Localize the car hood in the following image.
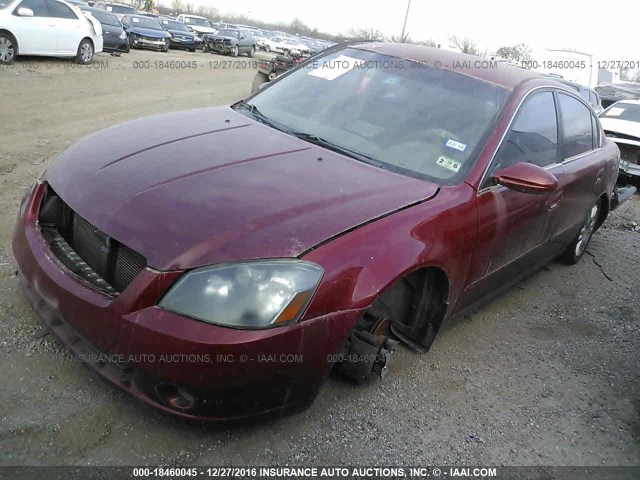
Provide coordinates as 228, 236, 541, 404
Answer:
600, 118, 640, 139
188, 25, 217, 34
46, 107, 439, 271
167, 29, 194, 38
129, 26, 170, 38
209, 34, 237, 41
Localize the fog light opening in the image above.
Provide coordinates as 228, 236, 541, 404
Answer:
155, 384, 196, 411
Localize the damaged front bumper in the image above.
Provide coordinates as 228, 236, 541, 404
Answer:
12, 182, 363, 421
611, 185, 637, 210
611, 137, 640, 179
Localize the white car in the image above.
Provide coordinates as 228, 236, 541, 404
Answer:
175, 14, 216, 37
599, 100, 640, 178
0, 0, 103, 64
264, 35, 309, 55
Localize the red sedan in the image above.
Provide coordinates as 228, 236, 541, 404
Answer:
13, 43, 625, 420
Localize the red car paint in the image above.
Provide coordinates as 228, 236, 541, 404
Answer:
13, 44, 620, 420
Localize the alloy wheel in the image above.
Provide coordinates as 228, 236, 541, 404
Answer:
81, 42, 93, 63
0, 37, 15, 63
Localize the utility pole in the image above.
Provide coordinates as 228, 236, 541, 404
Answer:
401, 0, 412, 41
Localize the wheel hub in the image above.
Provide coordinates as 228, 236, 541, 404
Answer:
0, 38, 14, 62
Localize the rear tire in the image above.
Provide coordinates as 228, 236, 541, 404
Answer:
558, 199, 602, 265
0, 32, 17, 64
75, 38, 94, 64
189, 47, 196, 52
247, 46, 255, 58
251, 72, 269, 94
265, 45, 271, 53
231, 45, 239, 57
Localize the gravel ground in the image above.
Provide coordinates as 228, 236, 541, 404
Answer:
0, 49, 639, 468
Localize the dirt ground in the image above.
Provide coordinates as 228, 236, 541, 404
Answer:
0, 49, 639, 468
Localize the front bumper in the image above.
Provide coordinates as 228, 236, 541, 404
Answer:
103, 38, 129, 53
611, 185, 637, 210
169, 37, 197, 49
130, 36, 166, 50
12, 182, 362, 420
610, 137, 640, 178
206, 41, 234, 54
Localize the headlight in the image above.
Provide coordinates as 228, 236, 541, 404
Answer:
159, 260, 323, 329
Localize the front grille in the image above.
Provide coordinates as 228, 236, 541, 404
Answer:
38, 185, 146, 295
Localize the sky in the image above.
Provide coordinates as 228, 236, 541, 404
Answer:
166, 0, 639, 61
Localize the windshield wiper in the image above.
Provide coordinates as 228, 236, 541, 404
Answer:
287, 131, 385, 168
234, 101, 286, 131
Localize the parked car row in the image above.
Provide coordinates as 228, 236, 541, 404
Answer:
0, 0, 104, 64
0, 0, 337, 63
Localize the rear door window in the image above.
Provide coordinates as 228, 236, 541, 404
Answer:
16, 0, 49, 16
46, 0, 76, 18
558, 93, 594, 158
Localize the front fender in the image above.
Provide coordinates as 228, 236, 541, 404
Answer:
300, 183, 478, 322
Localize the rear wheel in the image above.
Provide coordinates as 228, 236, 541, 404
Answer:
558, 199, 602, 264
0, 32, 17, 64
189, 47, 196, 52
231, 45, 239, 57
75, 38, 94, 64
247, 46, 255, 58
265, 45, 271, 53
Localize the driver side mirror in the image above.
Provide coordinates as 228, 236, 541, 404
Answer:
16, 7, 34, 16
492, 162, 558, 194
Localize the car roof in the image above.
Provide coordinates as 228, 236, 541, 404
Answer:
182, 14, 206, 19
352, 43, 548, 91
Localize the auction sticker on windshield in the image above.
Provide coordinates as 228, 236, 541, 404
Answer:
436, 156, 462, 173
446, 139, 467, 152
308, 55, 365, 81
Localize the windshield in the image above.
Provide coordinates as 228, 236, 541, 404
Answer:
110, 5, 136, 14
185, 16, 210, 27
86, 9, 120, 26
163, 19, 188, 31
243, 48, 509, 184
218, 29, 238, 37
129, 16, 161, 29
601, 103, 640, 123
